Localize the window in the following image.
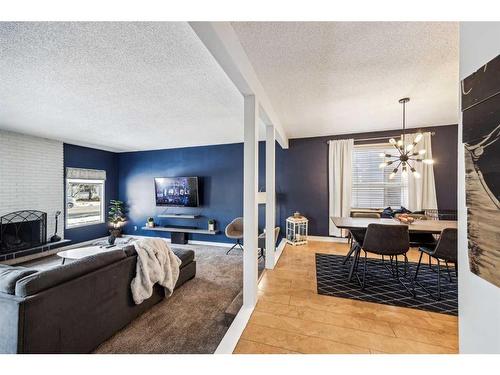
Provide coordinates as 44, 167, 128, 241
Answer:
351, 144, 408, 209
66, 168, 106, 228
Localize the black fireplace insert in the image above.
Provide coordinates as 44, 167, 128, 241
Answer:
0, 210, 47, 253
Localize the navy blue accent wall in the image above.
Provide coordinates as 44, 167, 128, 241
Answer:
118, 143, 244, 243
63, 144, 119, 244
275, 124, 458, 237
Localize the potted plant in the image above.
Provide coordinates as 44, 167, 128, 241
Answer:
108, 200, 126, 237
146, 217, 155, 228
208, 219, 215, 231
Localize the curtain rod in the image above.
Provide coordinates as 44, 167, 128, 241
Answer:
326, 131, 435, 144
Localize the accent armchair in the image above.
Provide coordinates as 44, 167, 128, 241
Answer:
225, 217, 243, 254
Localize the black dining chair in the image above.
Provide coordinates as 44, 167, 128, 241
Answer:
353, 223, 411, 294
413, 228, 457, 300
343, 212, 381, 265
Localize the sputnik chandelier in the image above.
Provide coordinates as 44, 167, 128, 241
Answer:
380, 97, 434, 179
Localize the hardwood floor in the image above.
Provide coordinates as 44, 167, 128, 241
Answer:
234, 241, 458, 354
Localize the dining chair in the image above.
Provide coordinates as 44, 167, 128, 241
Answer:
413, 228, 457, 300
343, 212, 381, 265
353, 223, 411, 294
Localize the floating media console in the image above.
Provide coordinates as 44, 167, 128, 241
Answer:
141, 225, 217, 245
141, 226, 217, 235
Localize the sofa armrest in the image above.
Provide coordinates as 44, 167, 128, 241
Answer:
0, 292, 24, 353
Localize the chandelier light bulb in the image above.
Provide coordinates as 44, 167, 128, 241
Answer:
389, 172, 396, 179
423, 159, 434, 165
410, 167, 421, 179
379, 162, 387, 168
414, 133, 423, 143
379, 152, 386, 157
418, 149, 427, 155
389, 138, 396, 145
406, 143, 414, 152
397, 139, 403, 147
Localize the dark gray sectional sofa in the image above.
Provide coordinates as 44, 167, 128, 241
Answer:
0, 245, 196, 353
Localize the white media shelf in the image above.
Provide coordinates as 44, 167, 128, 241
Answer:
157, 214, 199, 219
141, 226, 217, 235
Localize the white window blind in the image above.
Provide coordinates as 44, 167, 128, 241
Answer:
66, 167, 106, 180
352, 144, 408, 209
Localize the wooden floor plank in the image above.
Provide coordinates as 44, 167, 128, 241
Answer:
234, 339, 298, 354
241, 323, 370, 354
255, 300, 396, 337
248, 310, 455, 354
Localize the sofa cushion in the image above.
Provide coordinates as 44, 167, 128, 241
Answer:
0, 265, 37, 295
15, 250, 127, 297
172, 249, 195, 267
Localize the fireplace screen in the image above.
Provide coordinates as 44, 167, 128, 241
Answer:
0, 210, 47, 253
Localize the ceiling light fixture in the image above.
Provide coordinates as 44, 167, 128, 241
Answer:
380, 98, 434, 179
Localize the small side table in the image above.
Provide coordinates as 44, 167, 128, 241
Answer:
286, 216, 308, 246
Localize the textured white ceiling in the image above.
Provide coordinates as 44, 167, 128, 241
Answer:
0, 22, 243, 152
232, 22, 459, 138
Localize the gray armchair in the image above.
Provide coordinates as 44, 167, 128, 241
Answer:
225, 217, 243, 254
258, 227, 281, 260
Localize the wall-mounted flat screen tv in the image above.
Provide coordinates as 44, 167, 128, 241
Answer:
154, 177, 199, 207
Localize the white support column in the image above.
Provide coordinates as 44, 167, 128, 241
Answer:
243, 95, 259, 308
265, 125, 276, 269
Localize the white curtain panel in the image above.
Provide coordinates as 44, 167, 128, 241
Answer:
328, 139, 354, 237
406, 132, 438, 211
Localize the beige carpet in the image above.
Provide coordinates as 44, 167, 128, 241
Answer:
94, 244, 250, 354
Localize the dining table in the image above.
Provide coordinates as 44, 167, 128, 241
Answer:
330, 216, 457, 234
330, 216, 458, 281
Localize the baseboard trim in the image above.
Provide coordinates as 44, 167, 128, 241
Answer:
308, 235, 348, 243
185, 239, 234, 248
274, 238, 287, 264
214, 304, 254, 354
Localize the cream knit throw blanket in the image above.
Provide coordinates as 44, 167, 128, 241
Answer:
131, 238, 181, 304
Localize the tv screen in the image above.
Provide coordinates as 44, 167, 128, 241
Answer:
154, 177, 199, 207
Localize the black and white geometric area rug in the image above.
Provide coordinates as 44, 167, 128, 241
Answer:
315, 253, 458, 316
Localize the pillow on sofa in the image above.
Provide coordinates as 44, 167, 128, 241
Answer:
0, 264, 37, 295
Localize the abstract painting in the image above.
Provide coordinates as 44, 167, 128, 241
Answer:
461, 54, 500, 287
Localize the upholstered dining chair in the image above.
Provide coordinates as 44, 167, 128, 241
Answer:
343, 211, 381, 265
413, 228, 457, 300
354, 223, 411, 294
225, 217, 243, 255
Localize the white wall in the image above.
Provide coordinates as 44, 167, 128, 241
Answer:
458, 22, 500, 354
0, 130, 64, 240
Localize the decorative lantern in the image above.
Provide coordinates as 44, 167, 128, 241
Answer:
286, 214, 308, 246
